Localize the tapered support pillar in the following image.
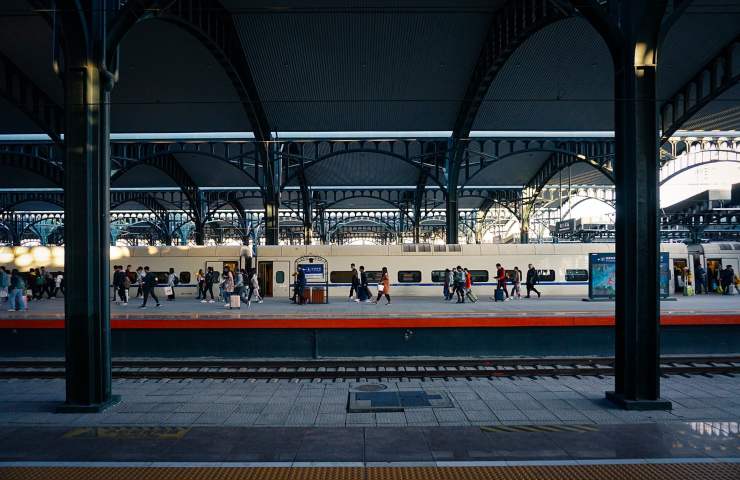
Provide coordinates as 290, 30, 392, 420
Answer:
520, 205, 531, 244
194, 222, 205, 246
445, 189, 458, 244
59, 55, 117, 412
303, 222, 312, 245
606, 1, 671, 411
264, 198, 280, 245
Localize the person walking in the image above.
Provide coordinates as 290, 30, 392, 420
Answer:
203, 267, 217, 303
195, 269, 205, 300
495, 263, 509, 300
221, 266, 234, 307
234, 269, 245, 300
510, 266, 522, 299
7, 269, 27, 312
166, 268, 177, 301
695, 264, 707, 294
0, 266, 9, 303
453, 266, 465, 303
446, 267, 455, 301
135, 266, 145, 298
295, 267, 307, 305
245, 269, 263, 306
33, 269, 45, 300
373, 267, 391, 305
112, 265, 121, 304
464, 268, 472, 294
43, 267, 54, 299
348, 263, 359, 302
354, 266, 370, 302
140, 266, 161, 308
526, 264, 541, 298
443, 268, 451, 301
56, 273, 65, 297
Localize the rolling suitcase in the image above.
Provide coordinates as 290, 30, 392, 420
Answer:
494, 288, 505, 302
466, 289, 478, 303
229, 294, 241, 309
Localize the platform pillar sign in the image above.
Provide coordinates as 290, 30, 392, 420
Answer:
588, 253, 616, 300
58, 0, 119, 412
295, 255, 329, 304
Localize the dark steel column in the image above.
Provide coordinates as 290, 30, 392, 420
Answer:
606, 0, 671, 410
59, 31, 117, 411
446, 142, 460, 244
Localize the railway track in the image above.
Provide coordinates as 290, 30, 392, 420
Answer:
0, 356, 738, 380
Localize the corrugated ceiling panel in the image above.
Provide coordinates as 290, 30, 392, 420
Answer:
234, 11, 490, 131
472, 17, 613, 131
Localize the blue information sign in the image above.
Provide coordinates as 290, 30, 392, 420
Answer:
299, 263, 324, 277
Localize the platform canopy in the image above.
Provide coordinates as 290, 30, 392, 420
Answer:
0, 0, 738, 221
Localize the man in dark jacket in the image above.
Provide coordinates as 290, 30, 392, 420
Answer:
348, 263, 359, 302
525, 264, 541, 298
296, 267, 307, 305
139, 266, 161, 308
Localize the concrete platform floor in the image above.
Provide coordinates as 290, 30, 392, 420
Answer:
2, 375, 738, 428
1, 376, 738, 476
2, 294, 739, 319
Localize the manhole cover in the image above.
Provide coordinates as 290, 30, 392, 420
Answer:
347, 390, 453, 412
354, 384, 387, 392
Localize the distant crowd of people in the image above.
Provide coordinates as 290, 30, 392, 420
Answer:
439, 264, 542, 303
0, 266, 64, 312
693, 264, 739, 295
110, 264, 264, 309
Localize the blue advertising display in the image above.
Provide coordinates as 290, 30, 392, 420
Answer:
588, 253, 616, 299
589, 252, 671, 299
659, 252, 670, 298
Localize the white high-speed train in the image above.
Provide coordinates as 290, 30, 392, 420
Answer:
2, 242, 738, 299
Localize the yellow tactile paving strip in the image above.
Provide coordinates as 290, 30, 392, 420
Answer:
2, 464, 739, 480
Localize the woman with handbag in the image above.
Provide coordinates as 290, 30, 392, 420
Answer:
166, 268, 177, 301
373, 267, 391, 305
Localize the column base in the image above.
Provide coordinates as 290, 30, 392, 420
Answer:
605, 391, 672, 411
57, 395, 121, 413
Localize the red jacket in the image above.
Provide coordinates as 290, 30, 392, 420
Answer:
497, 267, 506, 281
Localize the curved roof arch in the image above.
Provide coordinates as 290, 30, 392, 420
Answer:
111, 18, 251, 133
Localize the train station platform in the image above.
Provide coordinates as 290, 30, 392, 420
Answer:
1, 295, 738, 358
0, 375, 738, 478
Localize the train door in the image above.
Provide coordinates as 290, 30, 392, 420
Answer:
707, 258, 722, 291
672, 258, 687, 291
258, 262, 273, 297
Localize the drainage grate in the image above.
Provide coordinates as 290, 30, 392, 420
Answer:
348, 390, 453, 412
481, 424, 599, 433
354, 384, 388, 392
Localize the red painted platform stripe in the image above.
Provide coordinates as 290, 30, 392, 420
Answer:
0, 314, 739, 329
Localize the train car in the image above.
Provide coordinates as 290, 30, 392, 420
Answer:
0, 245, 252, 297
256, 243, 691, 299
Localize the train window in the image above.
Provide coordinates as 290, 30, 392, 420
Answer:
365, 271, 383, 283
330, 271, 353, 283
152, 272, 168, 284
537, 269, 556, 282
276, 271, 285, 284
565, 269, 588, 282
470, 270, 489, 283
398, 271, 421, 283
431, 270, 446, 282
179, 272, 191, 284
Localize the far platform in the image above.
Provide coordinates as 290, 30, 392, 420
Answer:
1, 295, 738, 357
1, 294, 739, 329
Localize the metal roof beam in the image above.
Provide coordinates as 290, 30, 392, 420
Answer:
0, 51, 64, 147
659, 35, 740, 144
